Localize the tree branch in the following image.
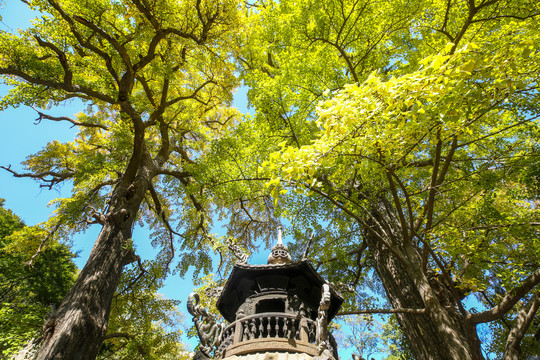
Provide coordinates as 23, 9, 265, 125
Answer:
32, 107, 108, 130
165, 79, 216, 107
504, 292, 540, 360
103, 332, 134, 340
0, 66, 116, 104
338, 308, 427, 316
33, 35, 73, 88
147, 183, 179, 270
25, 223, 61, 267
302, 182, 408, 265
1, 165, 75, 190
158, 169, 191, 179
468, 268, 540, 324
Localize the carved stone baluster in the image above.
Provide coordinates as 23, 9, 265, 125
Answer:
266, 316, 271, 338
226, 327, 232, 343
234, 321, 243, 345
243, 320, 250, 340
250, 318, 257, 339
284, 317, 289, 338
299, 318, 308, 342
258, 317, 264, 337
308, 322, 316, 343
274, 316, 279, 337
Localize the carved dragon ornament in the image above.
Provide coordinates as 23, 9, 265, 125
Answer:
187, 292, 225, 359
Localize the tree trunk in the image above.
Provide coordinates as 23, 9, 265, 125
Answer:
504, 293, 540, 360
35, 176, 148, 360
364, 227, 484, 360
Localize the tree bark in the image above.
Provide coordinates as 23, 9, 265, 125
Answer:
362, 210, 484, 360
35, 174, 150, 360
504, 292, 540, 360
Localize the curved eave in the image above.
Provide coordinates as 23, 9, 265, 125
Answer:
216, 260, 343, 322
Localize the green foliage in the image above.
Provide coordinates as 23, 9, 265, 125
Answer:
2, 0, 540, 358
97, 261, 188, 360
0, 0, 248, 354
341, 315, 383, 359
0, 4, 250, 333
380, 316, 414, 360
234, 0, 540, 358
0, 200, 77, 358
0, 198, 189, 358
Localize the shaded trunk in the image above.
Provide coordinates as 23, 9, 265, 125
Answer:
365, 229, 484, 360
504, 293, 540, 360
35, 177, 148, 360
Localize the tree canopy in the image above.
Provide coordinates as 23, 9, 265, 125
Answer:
230, 0, 540, 358
1, 0, 539, 359
1, 0, 242, 358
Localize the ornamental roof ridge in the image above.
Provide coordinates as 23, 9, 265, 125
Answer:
267, 225, 292, 265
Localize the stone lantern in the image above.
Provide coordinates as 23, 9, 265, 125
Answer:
188, 228, 343, 360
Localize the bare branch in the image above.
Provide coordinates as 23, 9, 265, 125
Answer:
103, 332, 134, 340
165, 79, 216, 107
1, 165, 75, 189
158, 169, 191, 179
85, 206, 107, 225
130, 0, 159, 29
468, 268, 540, 324
338, 308, 427, 316
0, 66, 116, 104
385, 167, 410, 244
32, 107, 108, 130
33, 35, 73, 88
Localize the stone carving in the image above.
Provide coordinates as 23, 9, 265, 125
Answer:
329, 282, 355, 297
267, 226, 292, 265
228, 240, 249, 264
315, 284, 335, 360
187, 292, 224, 358
205, 286, 224, 299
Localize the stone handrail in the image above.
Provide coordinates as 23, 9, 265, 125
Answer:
218, 313, 318, 357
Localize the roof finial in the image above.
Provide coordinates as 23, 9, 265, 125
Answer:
267, 225, 291, 265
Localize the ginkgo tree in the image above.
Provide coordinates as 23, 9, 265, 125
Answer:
2, 0, 540, 359
232, 0, 540, 359
267, 41, 540, 359
0, 0, 242, 358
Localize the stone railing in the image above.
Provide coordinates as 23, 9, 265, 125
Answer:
218, 313, 318, 358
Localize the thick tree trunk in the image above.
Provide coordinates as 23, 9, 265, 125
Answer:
35, 176, 149, 360
365, 230, 484, 360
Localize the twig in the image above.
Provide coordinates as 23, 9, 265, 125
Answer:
25, 223, 61, 267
